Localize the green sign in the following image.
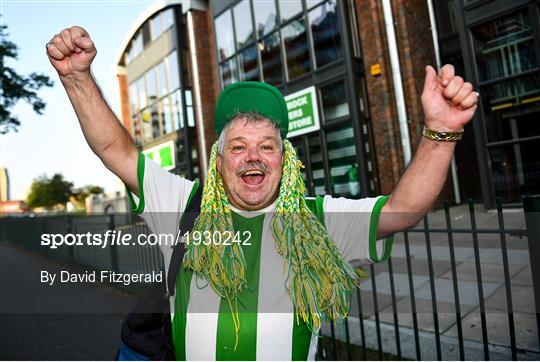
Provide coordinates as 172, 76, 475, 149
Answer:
143, 140, 175, 170
285, 86, 320, 138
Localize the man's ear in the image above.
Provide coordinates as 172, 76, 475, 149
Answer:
217, 153, 222, 173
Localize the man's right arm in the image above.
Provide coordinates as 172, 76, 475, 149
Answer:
46, 26, 138, 194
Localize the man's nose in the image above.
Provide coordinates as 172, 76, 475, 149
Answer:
244, 146, 262, 163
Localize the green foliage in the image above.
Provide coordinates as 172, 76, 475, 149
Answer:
1, 23, 54, 134
26, 174, 73, 209
71, 185, 104, 205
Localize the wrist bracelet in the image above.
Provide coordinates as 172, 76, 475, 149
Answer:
422, 126, 463, 142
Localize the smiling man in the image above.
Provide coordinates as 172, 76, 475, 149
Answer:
47, 26, 478, 360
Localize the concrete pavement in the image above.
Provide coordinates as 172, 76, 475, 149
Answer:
0, 242, 137, 360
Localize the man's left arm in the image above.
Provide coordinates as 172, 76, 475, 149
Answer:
377, 64, 479, 238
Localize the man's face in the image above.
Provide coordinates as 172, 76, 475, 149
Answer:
217, 119, 283, 211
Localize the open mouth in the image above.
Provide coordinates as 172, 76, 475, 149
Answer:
240, 170, 265, 185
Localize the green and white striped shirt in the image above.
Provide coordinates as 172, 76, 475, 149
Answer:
128, 154, 393, 360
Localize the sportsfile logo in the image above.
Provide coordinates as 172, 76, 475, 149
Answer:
40, 230, 253, 249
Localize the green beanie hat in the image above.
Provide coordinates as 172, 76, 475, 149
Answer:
214, 81, 289, 138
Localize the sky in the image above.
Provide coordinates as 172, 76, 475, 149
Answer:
0, 0, 155, 200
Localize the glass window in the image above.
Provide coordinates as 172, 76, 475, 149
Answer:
482, 74, 540, 129
305, 0, 324, 9
146, 68, 158, 104
163, 8, 175, 30
141, 109, 152, 143
238, 45, 259, 81
129, 82, 138, 114
279, 0, 303, 23
156, 61, 168, 97
161, 97, 173, 134
433, 0, 458, 37
171, 89, 184, 129
132, 114, 142, 147
233, 0, 255, 50
134, 32, 143, 56
259, 32, 283, 86
151, 14, 162, 41
253, 0, 277, 38
309, 0, 343, 68
472, 10, 537, 83
489, 140, 540, 202
221, 57, 238, 87
215, 10, 236, 61
167, 51, 180, 91
151, 102, 161, 138
320, 81, 349, 121
137, 77, 147, 109
125, 50, 132, 65
283, 19, 311, 79
326, 124, 359, 197
308, 135, 327, 195
185, 90, 195, 127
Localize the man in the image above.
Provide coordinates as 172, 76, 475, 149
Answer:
47, 26, 478, 360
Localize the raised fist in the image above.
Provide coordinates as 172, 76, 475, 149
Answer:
421, 64, 479, 133
46, 26, 96, 79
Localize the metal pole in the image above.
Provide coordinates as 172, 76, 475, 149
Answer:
381, 0, 412, 165
523, 195, 540, 347
426, 0, 462, 205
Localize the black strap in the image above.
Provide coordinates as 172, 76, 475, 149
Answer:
166, 184, 202, 298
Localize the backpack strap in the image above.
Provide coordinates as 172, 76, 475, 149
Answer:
165, 182, 202, 299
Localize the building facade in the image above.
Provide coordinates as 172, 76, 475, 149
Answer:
434, 0, 540, 207
116, 0, 539, 207
0, 166, 10, 202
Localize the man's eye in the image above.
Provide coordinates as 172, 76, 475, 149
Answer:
231, 145, 244, 151
261, 145, 274, 151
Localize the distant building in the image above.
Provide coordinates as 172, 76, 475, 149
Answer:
0, 166, 10, 202
0, 200, 28, 215
116, 0, 540, 208
86, 189, 130, 214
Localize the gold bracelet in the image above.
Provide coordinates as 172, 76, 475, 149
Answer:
422, 126, 463, 142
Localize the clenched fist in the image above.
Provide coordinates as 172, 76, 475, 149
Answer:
46, 26, 96, 79
421, 64, 479, 133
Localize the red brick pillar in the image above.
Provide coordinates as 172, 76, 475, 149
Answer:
186, 9, 220, 178
116, 68, 132, 135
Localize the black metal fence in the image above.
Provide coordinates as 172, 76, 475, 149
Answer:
1, 196, 539, 360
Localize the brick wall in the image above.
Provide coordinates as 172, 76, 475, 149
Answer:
355, 0, 403, 195
355, 0, 454, 203
117, 73, 132, 135
187, 9, 220, 177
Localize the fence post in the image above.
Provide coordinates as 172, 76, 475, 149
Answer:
523, 195, 540, 347
108, 213, 119, 272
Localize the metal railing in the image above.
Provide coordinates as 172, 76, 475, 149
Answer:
1, 196, 539, 360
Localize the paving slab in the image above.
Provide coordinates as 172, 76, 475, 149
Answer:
440, 261, 525, 283
376, 297, 477, 333
348, 289, 396, 318
511, 266, 533, 287
358, 272, 430, 297
413, 278, 501, 306
485, 285, 537, 313
443, 308, 539, 352
465, 247, 530, 265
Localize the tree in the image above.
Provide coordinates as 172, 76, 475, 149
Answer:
1, 23, 54, 134
26, 173, 73, 210
71, 185, 104, 209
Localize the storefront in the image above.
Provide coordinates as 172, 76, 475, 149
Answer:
435, 0, 540, 206
212, 0, 379, 198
